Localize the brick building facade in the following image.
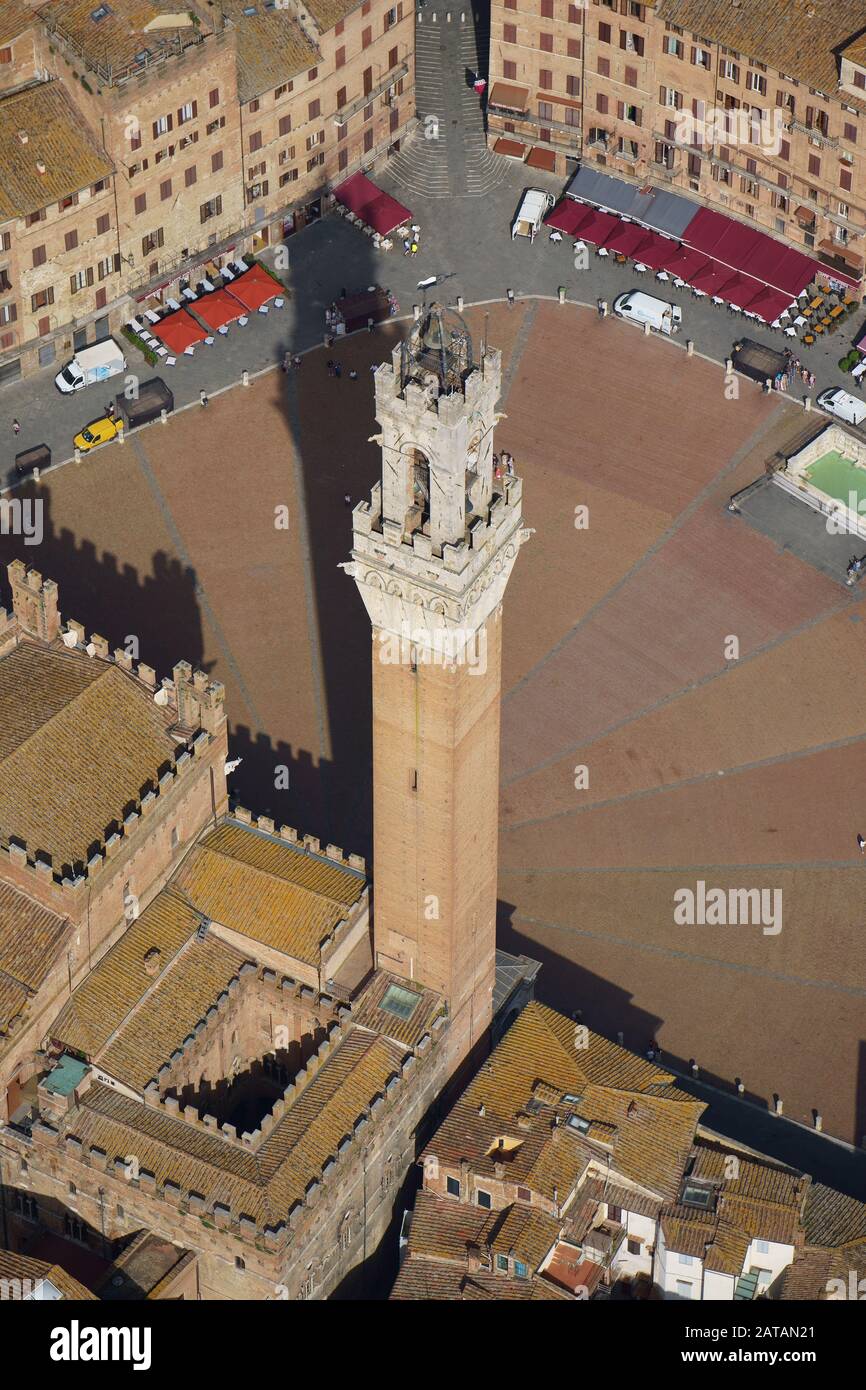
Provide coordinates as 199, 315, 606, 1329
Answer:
487, 0, 866, 286
0, 0, 415, 386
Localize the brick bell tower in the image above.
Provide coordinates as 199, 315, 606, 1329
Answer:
346, 306, 528, 1064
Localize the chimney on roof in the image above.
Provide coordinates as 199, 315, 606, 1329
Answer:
144, 947, 161, 976
35, 160, 46, 175
627, 1100, 638, 1119
17, 130, 28, 144
478, 1103, 485, 1117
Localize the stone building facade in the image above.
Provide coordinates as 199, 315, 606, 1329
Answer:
487, 0, 866, 285
0, 0, 415, 386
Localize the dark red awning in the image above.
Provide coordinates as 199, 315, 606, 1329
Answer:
544, 200, 596, 236
683, 205, 858, 293
333, 171, 411, 236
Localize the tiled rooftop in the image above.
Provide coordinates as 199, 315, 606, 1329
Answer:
0, 642, 177, 869
62, 1025, 406, 1224
423, 1002, 705, 1205
0, 80, 114, 222
38, 0, 212, 80
0, 1, 34, 46
0, 880, 70, 1033
174, 820, 366, 968
655, 0, 865, 95
222, 0, 319, 103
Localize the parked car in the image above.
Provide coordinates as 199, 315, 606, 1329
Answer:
55, 338, 126, 394
817, 387, 866, 426
613, 291, 682, 335
74, 415, 123, 452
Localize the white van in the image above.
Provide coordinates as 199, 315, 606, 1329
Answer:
512, 189, 555, 242
817, 387, 866, 426
613, 290, 682, 335
55, 338, 126, 394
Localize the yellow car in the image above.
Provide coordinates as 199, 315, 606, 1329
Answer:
74, 415, 123, 452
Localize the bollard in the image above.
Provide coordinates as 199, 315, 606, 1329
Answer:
687, 338, 694, 356
804, 395, 811, 412
558, 286, 566, 304
765, 377, 772, 393
725, 358, 733, 373
506, 288, 515, 307
736, 1079, 744, 1096
643, 320, 651, 335
413, 303, 421, 320
116, 425, 125, 445
457, 295, 464, 311
691, 1061, 699, 1077
616, 1031, 624, 1046
32, 467, 40, 484
446, 9, 451, 19
242, 369, 250, 387
160, 408, 168, 425
74, 447, 81, 464
774, 1096, 783, 1116
814, 1113, 823, 1133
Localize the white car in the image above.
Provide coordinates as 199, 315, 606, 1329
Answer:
817, 387, 866, 426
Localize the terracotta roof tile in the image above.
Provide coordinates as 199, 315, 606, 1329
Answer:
0, 1249, 96, 1300
803, 1183, 866, 1248
175, 821, 366, 967
51, 887, 202, 1059
0, 81, 113, 221
222, 1, 319, 102
0, 644, 177, 868
655, 0, 865, 94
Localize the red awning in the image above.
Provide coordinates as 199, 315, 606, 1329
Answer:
227, 263, 280, 312
493, 137, 526, 159
663, 247, 711, 280
722, 274, 766, 310
683, 205, 859, 293
604, 223, 655, 258
193, 287, 247, 331
333, 171, 411, 236
526, 146, 556, 172
689, 262, 740, 296
150, 309, 207, 354
574, 209, 622, 246
544, 200, 596, 236
744, 286, 793, 322
631, 232, 677, 270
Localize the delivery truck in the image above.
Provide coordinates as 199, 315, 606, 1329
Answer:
54, 338, 126, 394
613, 290, 682, 335
511, 189, 555, 242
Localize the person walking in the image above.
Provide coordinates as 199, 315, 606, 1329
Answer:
344, 492, 352, 507
12, 418, 20, 436
597, 298, 607, 319
349, 369, 358, 381
199, 390, 209, 408
403, 238, 412, 256
858, 833, 865, 854
282, 352, 290, 373
334, 361, 342, 379
292, 355, 302, 371
409, 240, 419, 256
327, 359, 335, 377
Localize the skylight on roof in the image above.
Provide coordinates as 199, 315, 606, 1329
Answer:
562, 1092, 583, 1105
566, 1114, 591, 1134
90, 4, 112, 21
381, 983, 421, 1022
681, 1180, 716, 1212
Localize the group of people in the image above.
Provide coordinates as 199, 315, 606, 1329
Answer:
774, 353, 816, 392
326, 360, 359, 380
403, 223, 422, 257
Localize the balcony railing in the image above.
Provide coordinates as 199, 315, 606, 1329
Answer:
336, 63, 410, 126
787, 120, 837, 150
